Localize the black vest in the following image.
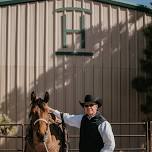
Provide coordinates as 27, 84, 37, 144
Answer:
79, 112, 106, 152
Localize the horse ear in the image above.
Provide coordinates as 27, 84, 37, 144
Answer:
44, 91, 49, 103
31, 91, 36, 103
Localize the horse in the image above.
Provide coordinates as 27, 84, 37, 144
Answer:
24, 91, 68, 152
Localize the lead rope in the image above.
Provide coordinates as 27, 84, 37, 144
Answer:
43, 126, 49, 152
60, 112, 69, 152
43, 142, 49, 152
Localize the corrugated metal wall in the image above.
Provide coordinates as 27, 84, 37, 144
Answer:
0, 0, 152, 150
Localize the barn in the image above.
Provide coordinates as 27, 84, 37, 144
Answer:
0, 0, 152, 151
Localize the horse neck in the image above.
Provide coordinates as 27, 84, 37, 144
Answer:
46, 127, 62, 152
46, 128, 53, 144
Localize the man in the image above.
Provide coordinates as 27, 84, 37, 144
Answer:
49, 94, 115, 152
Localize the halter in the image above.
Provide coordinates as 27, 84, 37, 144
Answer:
33, 118, 48, 126
33, 118, 49, 140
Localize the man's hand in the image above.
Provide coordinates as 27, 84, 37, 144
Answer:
47, 106, 55, 113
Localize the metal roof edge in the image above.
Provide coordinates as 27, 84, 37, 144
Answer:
95, 0, 152, 14
0, 0, 152, 15
0, 0, 38, 6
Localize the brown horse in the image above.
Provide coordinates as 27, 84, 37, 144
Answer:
24, 91, 67, 152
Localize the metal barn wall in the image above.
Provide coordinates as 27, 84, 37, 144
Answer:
0, 0, 152, 150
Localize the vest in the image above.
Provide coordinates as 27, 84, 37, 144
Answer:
79, 112, 106, 152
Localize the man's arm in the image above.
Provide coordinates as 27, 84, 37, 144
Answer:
98, 121, 115, 152
48, 107, 83, 128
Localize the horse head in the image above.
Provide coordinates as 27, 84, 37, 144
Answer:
30, 91, 50, 143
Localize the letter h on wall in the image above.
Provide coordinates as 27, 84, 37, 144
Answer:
62, 15, 85, 49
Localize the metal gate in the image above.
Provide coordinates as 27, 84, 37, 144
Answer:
0, 122, 150, 151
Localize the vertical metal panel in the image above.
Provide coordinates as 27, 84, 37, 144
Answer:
110, 6, 121, 147
137, 11, 145, 121
102, 4, 112, 120
128, 10, 138, 122
65, 0, 75, 114
55, 0, 65, 112
120, 8, 130, 148
0, 0, 151, 150
137, 12, 145, 123
111, 6, 120, 122
84, 1, 93, 95
46, 0, 55, 108
28, 3, 36, 92
136, 11, 146, 149
128, 9, 139, 147
92, 2, 102, 98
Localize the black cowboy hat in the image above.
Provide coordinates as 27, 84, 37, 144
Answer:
79, 94, 102, 108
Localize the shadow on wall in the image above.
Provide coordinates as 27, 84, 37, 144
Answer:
0, 3, 149, 150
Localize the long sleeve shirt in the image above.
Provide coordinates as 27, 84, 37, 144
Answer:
53, 110, 115, 152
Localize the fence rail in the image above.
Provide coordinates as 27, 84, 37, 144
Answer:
0, 122, 150, 152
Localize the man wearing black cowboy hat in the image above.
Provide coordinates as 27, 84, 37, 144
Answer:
49, 94, 115, 152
